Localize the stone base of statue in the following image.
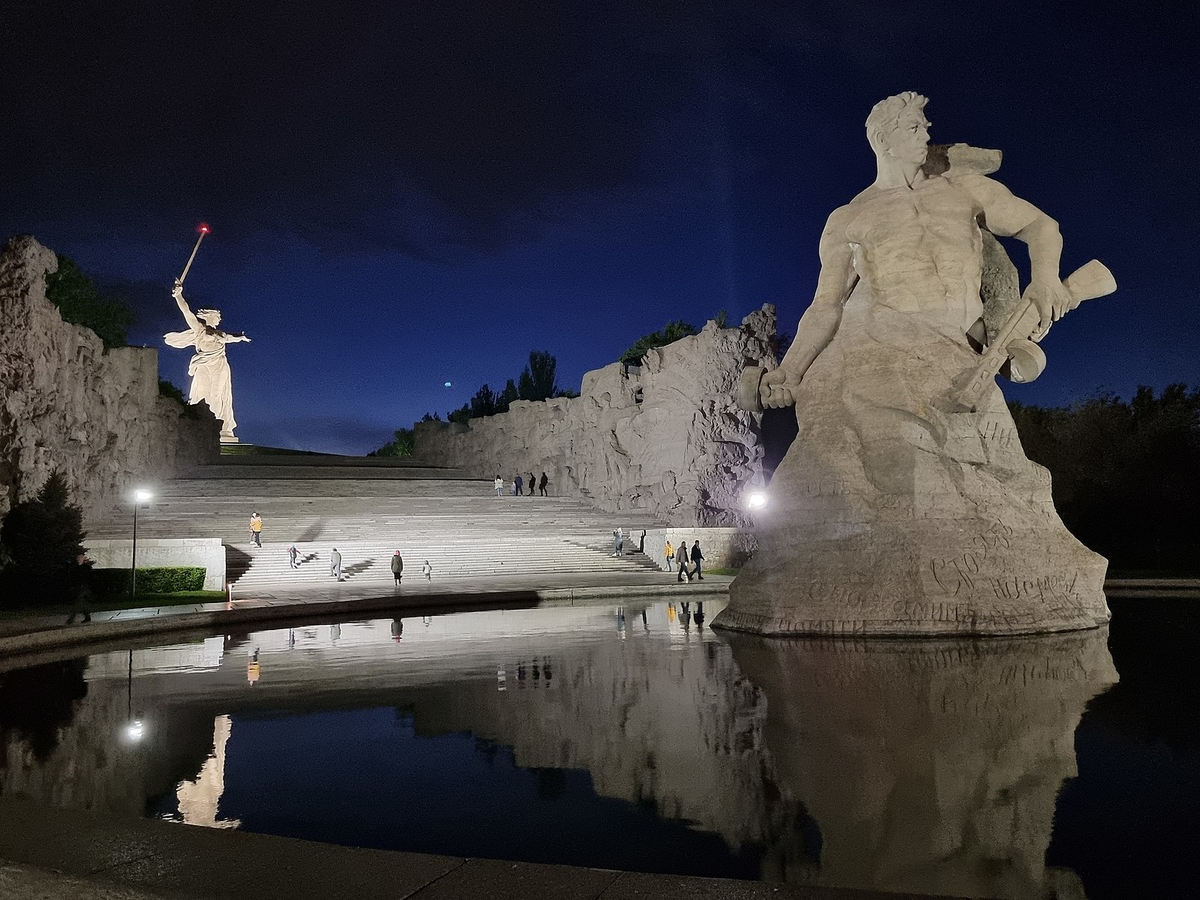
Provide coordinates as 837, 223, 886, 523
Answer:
714, 297, 1110, 637
716, 510, 1109, 637
219, 432, 239, 444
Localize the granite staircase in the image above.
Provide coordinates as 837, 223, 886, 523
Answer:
84, 456, 664, 589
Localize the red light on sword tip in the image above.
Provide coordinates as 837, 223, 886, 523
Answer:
196, 223, 211, 234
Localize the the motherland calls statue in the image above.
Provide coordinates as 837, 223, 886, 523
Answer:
164, 279, 250, 443
714, 93, 1116, 637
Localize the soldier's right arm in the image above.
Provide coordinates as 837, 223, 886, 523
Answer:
765, 206, 859, 405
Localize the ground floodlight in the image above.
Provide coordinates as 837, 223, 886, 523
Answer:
746, 491, 768, 510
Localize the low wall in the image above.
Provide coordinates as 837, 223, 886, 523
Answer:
0, 236, 221, 523
641, 527, 758, 572
412, 308, 778, 527
83, 539, 226, 590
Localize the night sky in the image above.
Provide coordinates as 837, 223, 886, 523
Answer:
2, 2, 1196, 454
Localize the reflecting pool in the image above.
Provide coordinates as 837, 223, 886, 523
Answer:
1, 597, 1197, 899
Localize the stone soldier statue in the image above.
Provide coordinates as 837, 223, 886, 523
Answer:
716, 93, 1115, 637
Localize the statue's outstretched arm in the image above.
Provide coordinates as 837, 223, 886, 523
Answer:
171, 280, 203, 331
958, 174, 1072, 330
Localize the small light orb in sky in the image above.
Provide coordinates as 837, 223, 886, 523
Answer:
444, 381, 452, 387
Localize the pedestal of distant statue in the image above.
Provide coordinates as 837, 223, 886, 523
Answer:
164, 280, 250, 445
713, 94, 1115, 637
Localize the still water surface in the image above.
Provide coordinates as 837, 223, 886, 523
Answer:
1, 597, 1197, 899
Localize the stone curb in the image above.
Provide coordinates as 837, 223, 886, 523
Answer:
0, 581, 730, 658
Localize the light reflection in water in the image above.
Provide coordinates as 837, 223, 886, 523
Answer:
0, 600, 1119, 897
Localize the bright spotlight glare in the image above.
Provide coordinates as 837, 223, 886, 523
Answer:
746, 491, 768, 509
134, 489, 153, 503
126, 720, 145, 741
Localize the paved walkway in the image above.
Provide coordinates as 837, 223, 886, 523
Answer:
0, 796, 960, 900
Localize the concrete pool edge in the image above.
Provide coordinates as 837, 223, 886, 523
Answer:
0, 796, 960, 900
0, 577, 733, 659
3, 576, 1196, 661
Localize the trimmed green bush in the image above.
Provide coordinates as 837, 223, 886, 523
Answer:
92, 566, 206, 598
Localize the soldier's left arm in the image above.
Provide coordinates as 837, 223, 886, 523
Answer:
955, 174, 1072, 329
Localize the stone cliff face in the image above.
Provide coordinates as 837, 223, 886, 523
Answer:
412, 307, 778, 527
0, 235, 219, 523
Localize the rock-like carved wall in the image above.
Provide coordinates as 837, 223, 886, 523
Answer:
0, 236, 220, 523
412, 307, 778, 527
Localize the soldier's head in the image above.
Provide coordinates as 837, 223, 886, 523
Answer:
197, 308, 222, 326
866, 92, 931, 166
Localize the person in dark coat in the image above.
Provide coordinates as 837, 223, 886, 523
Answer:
675, 542, 690, 582
539, 472, 549, 496
390, 550, 404, 585
66, 553, 94, 624
690, 541, 704, 580
528, 473, 536, 499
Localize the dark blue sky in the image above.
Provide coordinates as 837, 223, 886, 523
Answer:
2, 1, 1196, 453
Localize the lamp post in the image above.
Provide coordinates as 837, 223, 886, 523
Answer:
130, 489, 153, 601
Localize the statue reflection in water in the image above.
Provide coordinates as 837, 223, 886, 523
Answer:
726, 628, 1117, 898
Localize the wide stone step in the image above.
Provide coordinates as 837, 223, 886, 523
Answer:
82, 462, 673, 590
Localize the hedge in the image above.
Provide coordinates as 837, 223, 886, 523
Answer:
92, 567, 207, 597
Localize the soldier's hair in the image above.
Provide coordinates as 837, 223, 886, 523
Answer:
196, 308, 221, 323
865, 92, 928, 144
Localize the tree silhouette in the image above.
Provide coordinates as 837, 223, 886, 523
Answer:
0, 472, 87, 608
518, 350, 559, 402
45, 255, 135, 350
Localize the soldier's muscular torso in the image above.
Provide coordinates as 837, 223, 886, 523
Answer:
843, 176, 984, 335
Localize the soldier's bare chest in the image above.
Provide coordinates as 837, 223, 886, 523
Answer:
845, 179, 980, 248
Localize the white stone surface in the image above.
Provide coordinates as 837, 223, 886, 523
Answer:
412, 307, 778, 527
641, 527, 757, 572
0, 236, 221, 523
164, 281, 249, 442
84, 538, 226, 590
716, 95, 1112, 636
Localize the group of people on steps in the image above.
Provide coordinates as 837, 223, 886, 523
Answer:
496, 472, 550, 496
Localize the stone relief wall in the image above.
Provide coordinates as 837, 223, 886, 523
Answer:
412, 307, 778, 527
0, 235, 220, 523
